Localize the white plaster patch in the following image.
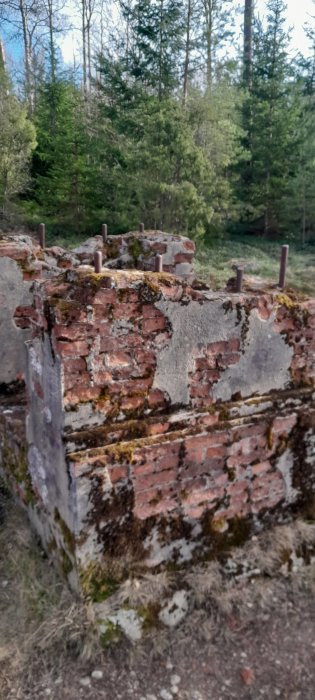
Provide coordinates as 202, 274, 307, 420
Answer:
229, 400, 273, 418
214, 310, 293, 401
153, 297, 242, 405
276, 449, 299, 503
27, 445, 49, 504
305, 429, 315, 466
144, 523, 202, 567
28, 346, 43, 377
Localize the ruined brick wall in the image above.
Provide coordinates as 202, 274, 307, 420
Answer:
21, 267, 315, 590
0, 230, 195, 389
0, 231, 314, 601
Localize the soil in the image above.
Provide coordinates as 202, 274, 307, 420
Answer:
1, 500, 315, 700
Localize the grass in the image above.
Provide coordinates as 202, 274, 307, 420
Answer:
1, 487, 315, 697
194, 236, 315, 295
0, 491, 100, 699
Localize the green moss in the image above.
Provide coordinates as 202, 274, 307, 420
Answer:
79, 562, 119, 602
100, 620, 122, 646
54, 508, 75, 553
104, 239, 120, 259
128, 238, 143, 264
60, 547, 74, 576
137, 602, 161, 630
219, 407, 230, 422
276, 293, 297, 310
2, 440, 35, 505
202, 513, 251, 554
18, 260, 38, 277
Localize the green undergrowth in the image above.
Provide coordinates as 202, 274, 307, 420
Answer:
195, 237, 315, 295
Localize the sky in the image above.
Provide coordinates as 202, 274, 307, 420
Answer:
58, 0, 315, 65
1, 0, 314, 68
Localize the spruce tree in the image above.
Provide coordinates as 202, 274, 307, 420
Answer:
243, 0, 301, 235
32, 79, 93, 234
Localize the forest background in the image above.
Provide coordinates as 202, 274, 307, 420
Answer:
0, 0, 314, 251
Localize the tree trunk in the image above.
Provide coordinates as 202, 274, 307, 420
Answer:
183, 0, 192, 104
47, 0, 56, 83
243, 0, 253, 88
19, 0, 34, 115
81, 0, 87, 95
158, 0, 164, 101
203, 0, 213, 91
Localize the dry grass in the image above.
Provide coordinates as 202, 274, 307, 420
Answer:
1, 485, 315, 697
0, 495, 100, 699
195, 237, 315, 295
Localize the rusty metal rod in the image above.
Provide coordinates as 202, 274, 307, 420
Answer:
279, 244, 289, 289
155, 254, 163, 272
101, 223, 108, 244
236, 267, 243, 293
38, 223, 45, 249
94, 251, 102, 273
139, 222, 144, 233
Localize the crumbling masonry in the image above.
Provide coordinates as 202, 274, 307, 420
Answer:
0, 230, 314, 610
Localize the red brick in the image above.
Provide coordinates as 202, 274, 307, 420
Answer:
147, 389, 167, 407
206, 341, 229, 354
135, 468, 177, 492
113, 302, 140, 320
56, 340, 90, 357
63, 357, 87, 373
142, 305, 163, 318
64, 371, 91, 391
146, 422, 170, 436
105, 351, 132, 368
120, 396, 145, 411
108, 465, 129, 483
252, 460, 272, 476
182, 488, 219, 507
142, 316, 166, 333
134, 498, 177, 520
93, 288, 116, 304
64, 385, 101, 405
174, 253, 192, 263
272, 414, 297, 434
54, 323, 93, 341
183, 504, 207, 519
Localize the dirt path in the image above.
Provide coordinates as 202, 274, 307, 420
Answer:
1, 499, 315, 700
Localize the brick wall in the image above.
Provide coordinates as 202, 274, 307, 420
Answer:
22, 267, 315, 585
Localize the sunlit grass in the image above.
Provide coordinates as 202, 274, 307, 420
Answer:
195, 236, 315, 295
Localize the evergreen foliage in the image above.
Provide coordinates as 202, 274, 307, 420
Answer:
0, 0, 314, 244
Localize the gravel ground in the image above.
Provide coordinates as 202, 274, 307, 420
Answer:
1, 499, 315, 700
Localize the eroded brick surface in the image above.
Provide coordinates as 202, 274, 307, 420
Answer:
0, 233, 314, 599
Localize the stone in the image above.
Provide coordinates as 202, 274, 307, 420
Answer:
159, 591, 189, 628
91, 670, 103, 680
160, 690, 173, 700
79, 677, 91, 687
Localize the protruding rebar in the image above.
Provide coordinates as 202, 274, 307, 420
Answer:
139, 223, 145, 233
155, 254, 163, 272
94, 251, 102, 273
236, 267, 243, 293
38, 223, 45, 250
101, 223, 108, 244
279, 244, 289, 289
